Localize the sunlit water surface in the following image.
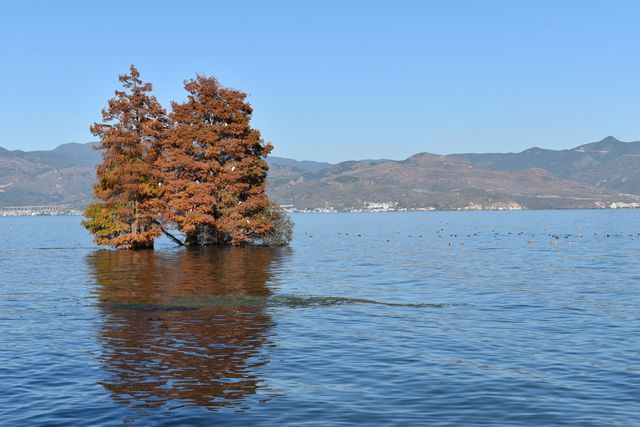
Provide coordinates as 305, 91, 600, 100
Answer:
1, 210, 639, 426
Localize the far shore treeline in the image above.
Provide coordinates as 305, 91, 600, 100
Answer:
82, 65, 292, 250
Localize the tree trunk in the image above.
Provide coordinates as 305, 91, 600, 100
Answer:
151, 220, 185, 246
131, 200, 139, 235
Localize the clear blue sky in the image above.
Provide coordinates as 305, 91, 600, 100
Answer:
1, 0, 639, 162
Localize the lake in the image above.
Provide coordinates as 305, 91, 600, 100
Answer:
1, 210, 639, 426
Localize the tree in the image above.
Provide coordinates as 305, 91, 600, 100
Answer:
84, 69, 292, 249
82, 65, 168, 249
159, 75, 289, 246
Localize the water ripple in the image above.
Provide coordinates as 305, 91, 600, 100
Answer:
1, 212, 640, 425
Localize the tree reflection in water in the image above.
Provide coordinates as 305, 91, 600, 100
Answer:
87, 247, 288, 410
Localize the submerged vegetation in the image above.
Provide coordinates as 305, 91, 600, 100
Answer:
83, 66, 292, 249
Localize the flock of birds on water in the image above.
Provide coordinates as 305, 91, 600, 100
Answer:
301, 229, 640, 247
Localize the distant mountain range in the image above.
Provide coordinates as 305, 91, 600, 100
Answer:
0, 143, 99, 207
2, 137, 640, 211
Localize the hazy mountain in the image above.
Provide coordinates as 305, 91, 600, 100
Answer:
2, 138, 640, 211
0, 144, 97, 207
268, 156, 332, 174
452, 136, 640, 194
269, 152, 640, 211
1, 142, 101, 168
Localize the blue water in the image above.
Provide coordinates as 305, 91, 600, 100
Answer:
1, 210, 639, 426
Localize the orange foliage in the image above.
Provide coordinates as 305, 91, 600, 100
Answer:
159, 75, 278, 245
82, 65, 167, 249
84, 67, 292, 249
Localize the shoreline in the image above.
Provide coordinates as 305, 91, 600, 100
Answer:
2, 205, 640, 217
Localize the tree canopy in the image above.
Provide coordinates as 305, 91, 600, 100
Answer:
82, 65, 167, 249
84, 66, 292, 249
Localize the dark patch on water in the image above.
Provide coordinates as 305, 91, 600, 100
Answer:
101, 294, 457, 311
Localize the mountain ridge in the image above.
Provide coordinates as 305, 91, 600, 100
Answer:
2, 137, 640, 211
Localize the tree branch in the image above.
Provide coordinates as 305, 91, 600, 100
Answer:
152, 220, 185, 246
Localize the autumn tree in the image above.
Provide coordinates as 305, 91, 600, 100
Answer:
82, 65, 168, 249
159, 75, 290, 246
